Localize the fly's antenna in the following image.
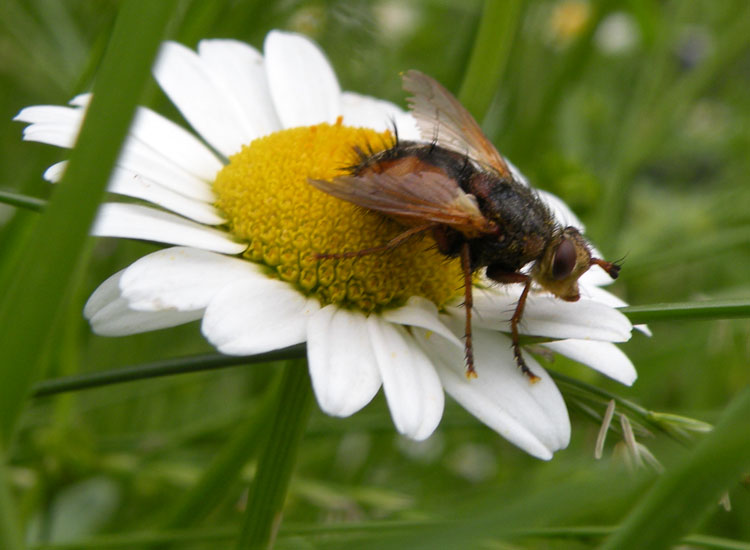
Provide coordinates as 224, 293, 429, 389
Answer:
591, 258, 621, 279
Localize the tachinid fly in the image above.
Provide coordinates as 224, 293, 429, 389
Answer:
310, 70, 620, 381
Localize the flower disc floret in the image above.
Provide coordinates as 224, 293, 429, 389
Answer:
213, 122, 463, 312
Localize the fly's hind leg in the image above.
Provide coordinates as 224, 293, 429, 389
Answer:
485, 266, 541, 384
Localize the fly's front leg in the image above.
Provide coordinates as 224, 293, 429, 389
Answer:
486, 266, 540, 383
510, 279, 540, 383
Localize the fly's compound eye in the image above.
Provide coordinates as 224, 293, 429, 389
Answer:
552, 238, 577, 280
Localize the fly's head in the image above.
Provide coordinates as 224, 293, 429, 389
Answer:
532, 226, 620, 301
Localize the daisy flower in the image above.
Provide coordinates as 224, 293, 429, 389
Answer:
15, 30, 637, 459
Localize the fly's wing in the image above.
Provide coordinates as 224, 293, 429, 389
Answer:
309, 170, 496, 237
403, 70, 512, 179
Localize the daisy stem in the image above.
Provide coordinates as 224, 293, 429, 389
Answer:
235, 360, 312, 550
31, 346, 305, 397
620, 299, 750, 324
0, 190, 46, 212
457, 0, 520, 121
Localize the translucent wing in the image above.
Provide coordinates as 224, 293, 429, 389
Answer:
403, 70, 512, 179
309, 170, 496, 237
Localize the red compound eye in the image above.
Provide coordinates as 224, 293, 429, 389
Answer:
552, 238, 576, 280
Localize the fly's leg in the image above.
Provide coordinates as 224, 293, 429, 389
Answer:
460, 242, 477, 379
486, 267, 541, 383
315, 223, 436, 260
510, 278, 540, 383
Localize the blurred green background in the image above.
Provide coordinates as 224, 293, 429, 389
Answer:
1, 0, 749, 548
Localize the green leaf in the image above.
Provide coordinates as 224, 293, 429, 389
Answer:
600, 387, 750, 550
236, 360, 313, 549
0, 2, 177, 548
160, 371, 283, 530
458, 0, 521, 122
0, 0, 178, 447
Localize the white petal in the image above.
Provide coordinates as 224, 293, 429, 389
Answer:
579, 264, 616, 287
53, 147, 215, 203
92, 203, 246, 254
22, 104, 217, 203
580, 284, 651, 336
16, 103, 222, 190
202, 278, 319, 355
264, 30, 340, 128
579, 283, 627, 307
84, 270, 124, 320
367, 317, 444, 441
43, 161, 67, 182
536, 189, 585, 231
116, 140, 216, 202
44, 161, 223, 225
85, 271, 202, 336
381, 296, 463, 349
198, 39, 282, 141
340, 92, 419, 139
119, 247, 264, 311
91, 298, 203, 336
19, 122, 79, 148
307, 306, 382, 417
70, 93, 91, 107
471, 287, 633, 343
107, 167, 224, 225
130, 106, 224, 181
14, 104, 83, 126
507, 159, 529, 187
153, 41, 254, 157
542, 339, 637, 385
417, 326, 570, 459
393, 112, 422, 141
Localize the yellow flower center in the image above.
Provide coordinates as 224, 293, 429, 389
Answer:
213, 121, 463, 312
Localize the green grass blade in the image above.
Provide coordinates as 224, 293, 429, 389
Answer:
24, 524, 750, 550
458, 0, 521, 122
600, 387, 750, 550
512, 0, 616, 153
620, 300, 750, 324
0, 4, 177, 548
595, 3, 750, 243
160, 371, 282, 530
0, 464, 23, 550
0, 0, 177, 447
236, 360, 313, 549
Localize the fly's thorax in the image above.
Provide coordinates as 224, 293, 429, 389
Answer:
469, 173, 556, 245
532, 226, 593, 301
458, 171, 555, 272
